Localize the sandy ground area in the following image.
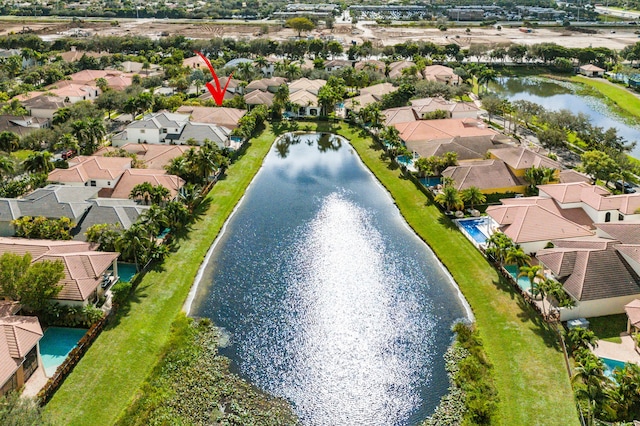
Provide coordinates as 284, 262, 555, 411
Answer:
1, 17, 639, 50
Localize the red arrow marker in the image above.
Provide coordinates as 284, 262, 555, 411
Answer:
194, 51, 234, 106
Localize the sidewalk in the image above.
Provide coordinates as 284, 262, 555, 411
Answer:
593, 333, 640, 364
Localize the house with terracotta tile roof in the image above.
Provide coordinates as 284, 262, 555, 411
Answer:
95, 144, 193, 170
243, 90, 274, 109
48, 156, 132, 189
360, 82, 397, 98
0, 238, 119, 306
343, 83, 398, 113
62, 70, 135, 91
288, 78, 326, 95
422, 64, 461, 85
489, 147, 562, 179
22, 95, 71, 119
486, 197, 594, 253
46, 84, 100, 103
559, 169, 592, 184
0, 301, 42, 396
324, 59, 352, 72
107, 169, 185, 200
538, 182, 640, 224
289, 90, 320, 117
0, 115, 51, 138
579, 64, 605, 77
55, 47, 108, 63
245, 77, 287, 94
175, 106, 246, 130
410, 98, 480, 119
388, 61, 415, 79
354, 59, 385, 73
596, 222, 640, 244
537, 236, 640, 320
442, 160, 526, 194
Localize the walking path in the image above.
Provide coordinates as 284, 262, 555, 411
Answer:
593, 333, 640, 364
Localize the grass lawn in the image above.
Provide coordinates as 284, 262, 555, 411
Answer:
327, 122, 579, 425
11, 149, 34, 161
589, 314, 628, 344
570, 75, 640, 120
43, 126, 277, 426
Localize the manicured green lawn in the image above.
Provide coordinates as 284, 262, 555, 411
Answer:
589, 314, 628, 344
11, 149, 34, 161
571, 75, 640, 120
43, 126, 277, 426
330, 122, 579, 425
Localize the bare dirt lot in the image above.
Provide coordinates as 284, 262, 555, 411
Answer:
1, 17, 638, 50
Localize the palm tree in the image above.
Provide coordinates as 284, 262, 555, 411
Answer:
84, 117, 106, 154
178, 183, 203, 213
572, 353, 611, 425
54, 133, 79, 154
504, 247, 531, 268
477, 68, 498, 94
164, 200, 191, 231
460, 186, 486, 210
129, 182, 154, 205
116, 223, 150, 271
485, 232, 515, 265
52, 107, 71, 126
138, 204, 167, 236
23, 151, 53, 173
0, 156, 15, 180
283, 62, 301, 80
518, 264, 545, 296
435, 186, 463, 212
0, 131, 19, 153
149, 185, 171, 205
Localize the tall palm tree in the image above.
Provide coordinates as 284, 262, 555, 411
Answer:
460, 186, 486, 210
485, 232, 515, 265
149, 185, 171, 205
435, 186, 464, 212
138, 204, 167, 237
129, 182, 154, 205
164, 200, 191, 231
52, 107, 71, 126
504, 247, 531, 268
116, 223, 150, 271
518, 264, 545, 295
23, 151, 53, 173
572, 354, 611, 426
178, 183, 203, 213
477, 68, 498, 94
0, 155, 15, 180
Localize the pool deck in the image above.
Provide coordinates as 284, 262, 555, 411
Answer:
22, 363, 48, 398
593, 333, 640, 365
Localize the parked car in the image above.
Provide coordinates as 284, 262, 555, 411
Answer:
615, 180, 636, 193
61, 150, 76, 160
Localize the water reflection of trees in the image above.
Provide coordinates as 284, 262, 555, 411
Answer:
275, 134, 301, 158
495, 77, 571, 98
317, 133, 342, 152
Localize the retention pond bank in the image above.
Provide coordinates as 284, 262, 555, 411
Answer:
189, 132, 470, 425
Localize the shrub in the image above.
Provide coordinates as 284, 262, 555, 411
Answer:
111, 281, 133, 306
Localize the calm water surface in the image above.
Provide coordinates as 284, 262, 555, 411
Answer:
492, 77, 640, 158
190, 133, 469, 425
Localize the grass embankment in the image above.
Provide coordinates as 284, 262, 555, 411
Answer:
43, 126, 277, 425
332, 122, 579, 425
589, 314, 628, 344
571, 75, 640, 120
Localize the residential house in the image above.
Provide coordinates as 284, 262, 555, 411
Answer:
0, 115, 51, 138
486, 196, 594, 253
289, 90, 320, 117
111, 60, 162, 76
344, 83, 398, 113
0, 238, 119, 306
538, 182, 640, 224
61, 70, 135, 91
0, 302, 42, 396
360, 82, 396, 98
95, 144, 193, 169
56, 47, 107, 63
183, 55, 204, 70
244, 77, 287, 94
108, 169, 185, 200
388, 61, 415, 79
442, 159, 526, 194
407, 135, 511, 161
46, 84, 100, 103
537, 236, 640, 320
22, 96, 70, 119
244, 90, 274, 109
176, 122, 231, 148
0, 185, 98, 237
410, 98, 479, 119
559, 169, 592, 184
354, 59, 385, 73
579, 64, 605, 77
422, 65, 461, 85
288, 78, 326, 96
72, 198, 149, 241
489, 147, 563, 179
324, 59, 352, 72
48, 156, 132, 189
175, 106, 246, 130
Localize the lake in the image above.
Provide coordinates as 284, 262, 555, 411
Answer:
189, 132, 470, 425
491, 77, 640, 158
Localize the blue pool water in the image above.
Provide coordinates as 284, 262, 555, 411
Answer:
601, 357, 627, 379
457, 218, 490, 244
419, 177, 441, 188
117, 262, 137, 283
396, 155, 413, 167
157, 228, 170, 239
40, 327, 87, 377
504, 265, 535, 292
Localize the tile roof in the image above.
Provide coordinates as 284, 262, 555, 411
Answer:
95, 144, 193, 169
388, 60, 414, 79
580, 64, 605, 72
384, 106, 419, 126
625, 299, 640, 327
0, 301, 20, 318
359, 82, 396, 98
487, 200, 594, 244
597, 222, 640, 244
354, 59, 385, 72
177, 122, 231, 147
48, 84, 99, 99
540, 182, 640, 214
110, 169, 184, 200
407, 134, 510, 161
22, 95, 70, 111
0, 115, 50, 138
72, 198, 149, 241
344, 93, 380, 112
538, 182, 607, 204
245, 77, 287, 92
442, 159, 522, 191
0, 237, 118, 302
422, 64, 461, 84
48, 156, 132, 184
538, 236, 640, 301
289, 90, 319, 107
175, 106, 246, 129
0, 313, 42, 388
489, 147, 563, 171
288, 78, 326, 95
559, 169, 592, 184
0, 185, 98, 222
395, 118, 498, 143
244, 90, 274, 106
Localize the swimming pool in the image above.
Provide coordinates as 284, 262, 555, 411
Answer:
117, 262, 137, 283
504, 264, 535, 292
419, 177, 441, 187
457, 218, 491, 244
40, 327, 87, 377
396, 155, 413, 167
601, 357, 627, 379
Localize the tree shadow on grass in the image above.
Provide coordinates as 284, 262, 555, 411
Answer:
437, 214, 459, 231
516, 297, 562, 350
272, 120, 299, 136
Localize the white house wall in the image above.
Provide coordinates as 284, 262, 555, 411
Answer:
559, 293, 640, 321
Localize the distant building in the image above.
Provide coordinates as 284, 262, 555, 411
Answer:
579, 64, 605, 77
